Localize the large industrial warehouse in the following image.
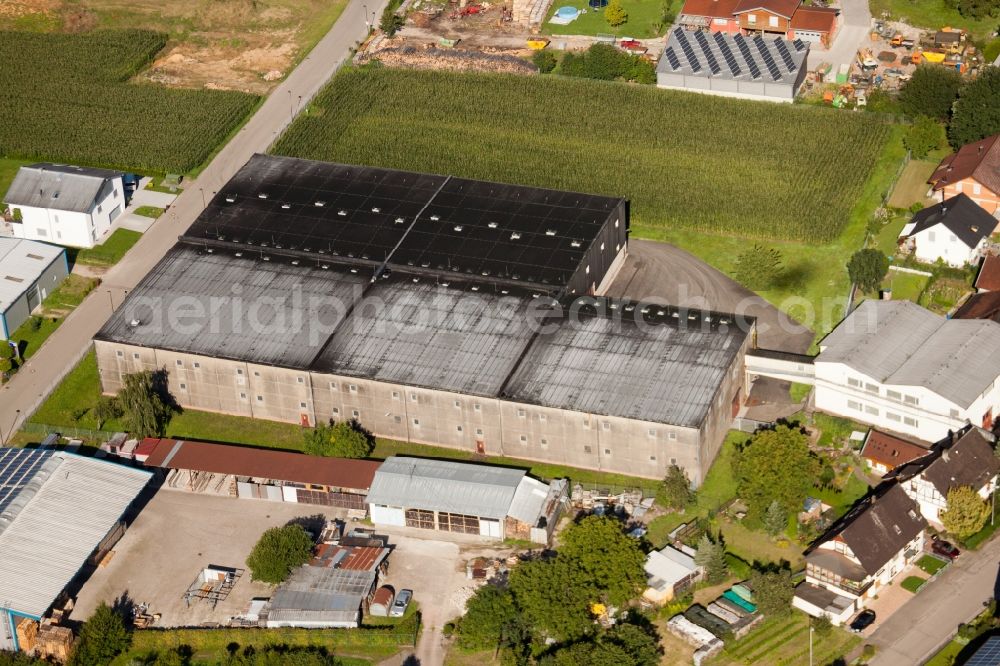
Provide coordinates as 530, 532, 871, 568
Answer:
657, 27, 810, 102
94, 154, 754, 483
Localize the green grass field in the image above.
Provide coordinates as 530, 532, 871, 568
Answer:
917, 554, 948, 575
7, 275, 98, 360
713, 612, 860, 665
542, 0, 678, 38
133, 205, 164, 218
883, 269, 930, 302
901, 575, 927, 593
73, 229, 142, 267
27, 351, 662, 492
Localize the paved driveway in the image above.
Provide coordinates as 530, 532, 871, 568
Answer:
605, 239, 814, 354
868, 535, 1000, 665
0, 0, 389, 437
808, 0, 871, 71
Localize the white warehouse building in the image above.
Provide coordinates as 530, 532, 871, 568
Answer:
814, 300, 1000, 442
4, 163, 126, 249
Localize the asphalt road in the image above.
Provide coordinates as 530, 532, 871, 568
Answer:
0, 0, 387, 440
810, 0, 872, 71
868, 534, 1000, 665
605, 239, 814, 354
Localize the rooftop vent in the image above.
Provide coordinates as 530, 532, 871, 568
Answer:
488, 222, 498, 229
338, 210, 347, 217
350, 268, 358, 274
454, 225, 463, 232
510, 232, 522, 240
545, 230, 557, 236
321, 264, 329, 270
129, 318, 141, 327
262, 256, 270, 262
281, 204, 291, 209
235, 252, 243, 257
206, 248, 214, 254
291, 260, 300, 266
570, 240, 582, 248
258, 193, 268, 199
441, 282, 450, 287
471, 286, 480, 291
315, 201, 326, 207
430, 215, 440, 221
395, 217, 405, 224
225, 195, 236, 203
372, 207, 381, 213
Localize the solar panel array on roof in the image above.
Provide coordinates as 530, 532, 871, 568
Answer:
664, 46, 681, 70
774, 38, 796, 72
694, 30, 722, 75
185, 154, 624, 291
753, 35, 782, 81
714, 31, 741, 76
0, 448, 54, 516
674, 28, 702, 72
793, 38, 807, 52
733, 34, 762, 79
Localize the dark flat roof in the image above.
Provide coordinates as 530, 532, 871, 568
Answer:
502, 299, 750, 427
184, 154, 623, 290
142, 438, 380, 490
95, 245, 370, 368
311, 275, 544, 396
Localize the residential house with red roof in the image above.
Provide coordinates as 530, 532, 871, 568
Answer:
929, 134, 1000, 215
860, 429, 929, 477
678, 0, 838, 45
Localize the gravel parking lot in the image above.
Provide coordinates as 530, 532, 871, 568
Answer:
72, 488, 348, 627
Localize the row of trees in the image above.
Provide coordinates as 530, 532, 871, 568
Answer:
455, 516, 656, 663
898, 65, 1000, 151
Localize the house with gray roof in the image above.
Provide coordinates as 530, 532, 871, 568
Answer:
793, 483, 927, 625
814, 299, 1000, 442
0, 238, 67, 340
366, 457, 565, 543
890, 425, 1000, 528
899, 194, 998, 267
4, 163, 125, 249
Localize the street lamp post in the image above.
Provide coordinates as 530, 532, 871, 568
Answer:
107, 289, 115, 312
363, 3, 370, 28
809, 626, 815, 666
199, 187, 206, 208
1, 409, 21, 447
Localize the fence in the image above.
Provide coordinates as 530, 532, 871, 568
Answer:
21, 421, 118, 442
888, 264, 933, 277
881, 149, 912, 207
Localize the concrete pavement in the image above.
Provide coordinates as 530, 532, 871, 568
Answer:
868, 534, 1000, 665
809, 0, 871, 71
0, 0, 388, 438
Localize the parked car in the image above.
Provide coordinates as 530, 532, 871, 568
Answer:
390, 589, 412, 617
850, 609, 876, 633
932, 538, 960, 560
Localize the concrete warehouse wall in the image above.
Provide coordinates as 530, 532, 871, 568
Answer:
94, 333, 750, 483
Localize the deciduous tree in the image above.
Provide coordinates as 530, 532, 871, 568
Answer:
949, 67, 1000, 148
558, 515, 647, 606
117, 369, 174, 438
69, 602, 131, 666
456, 585, 520, 651
735, 424, 819, 518
941, 485, 990, 539
898, 66, 962, 122
246, 524, 314, 584
605, 0, 628, 26
903, 116, 947, 159
749, 568, 794, 617
303, 419, 374, 458
847, 248, 889, 294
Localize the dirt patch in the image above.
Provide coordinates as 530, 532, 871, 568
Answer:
0, 0, 59, 19
361, 41, 535, 74
141, 32, 297, 94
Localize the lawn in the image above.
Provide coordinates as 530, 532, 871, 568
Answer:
133, 205, 164, 218
542, 0, 678, 38
873, 211, 909, 257
116, 613, 419, 664
919, 276, 970, 314
7, 274, 98, 360
73, 229, 142, 267
144, 176, 183, 194
916, 554, 948, 576
809, 412, 865, 449
713, 612, 860, 666
789, 383, 812, 404
886, 158, 938, 209
718, 520, 802, 568
28, 351, 662, 492
882, 269, 929, 302
901, 575, 927, 593
869, 0, 998, 39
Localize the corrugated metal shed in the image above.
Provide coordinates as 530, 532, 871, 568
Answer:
366, 456, 525, 519
0, 238, 64, 312
819, 300, 1000, 407
4, 163, 123, 213
312, 276, 541, 396
0, 449, 151, 618
268, 566, 376, 625
507, 476, 549, 525
96, 245, 369, 368
503, 303, 747, 427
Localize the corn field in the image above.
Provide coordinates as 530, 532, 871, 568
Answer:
275, 67, 893, 242
0, 30, 259, 174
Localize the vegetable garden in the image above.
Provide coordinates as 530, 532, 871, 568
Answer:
274, 67, 892, 242
0, 30, 259, 174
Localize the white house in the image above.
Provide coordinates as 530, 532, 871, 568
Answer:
793, 483, 927, 625
3, 163, 126, 249
890, 426, 999, 528
899, 194, 998, 267
642, 544, 702, 604
815, 300, 1000, 442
